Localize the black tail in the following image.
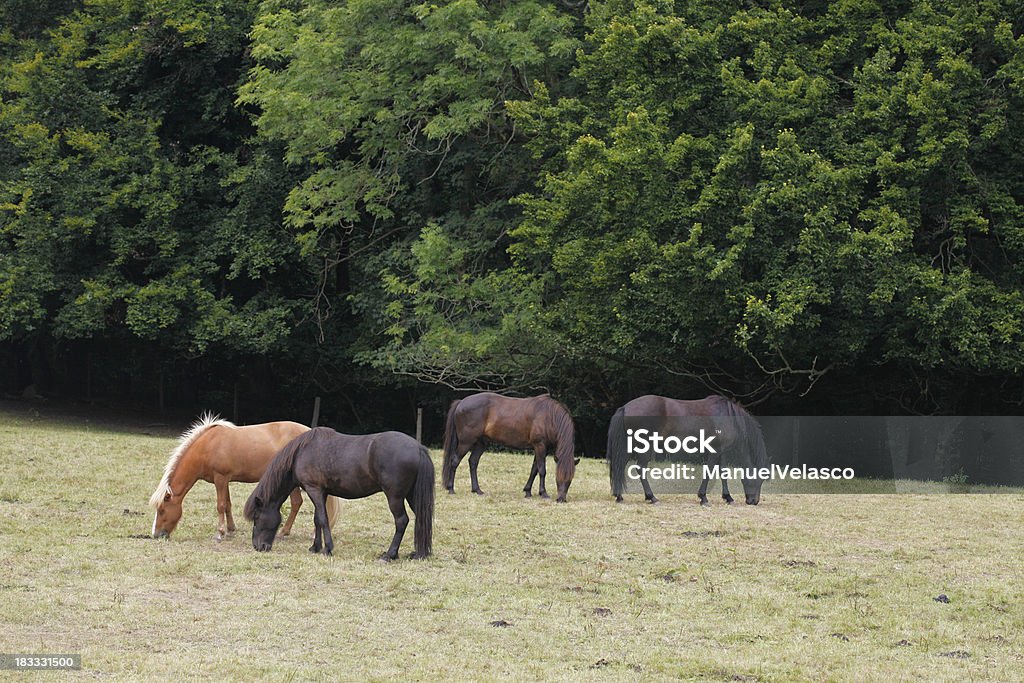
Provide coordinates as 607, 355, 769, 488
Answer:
441, 400, 460, 488
413, 446, 435, 558
607, 407, 628, 497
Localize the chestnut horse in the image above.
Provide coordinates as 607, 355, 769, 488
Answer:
607, 395, 767, 505
149, 414, 338, 539
442, 392, 578, 502
244, 427, 434, 560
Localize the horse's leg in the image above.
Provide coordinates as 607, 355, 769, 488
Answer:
638, 452, 658, 504
279, 488, 303, 537
305, 488, 332, 556
522, 462, 537, 498
468, 443, 486, 495
640, 470, 659, 504
536, 447, 550, 499
721, 478, 734, 505
224, 482, 236, 534
214, 475, 230, 541
381, 492, 410, 562
698, 457, 711, 506
523, 444, 547, 498
447, 442, 473, 494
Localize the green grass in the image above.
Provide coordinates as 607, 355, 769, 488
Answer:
0, 406, 1021, 681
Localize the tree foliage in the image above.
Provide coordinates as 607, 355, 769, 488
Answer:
2, 0, 1023, 420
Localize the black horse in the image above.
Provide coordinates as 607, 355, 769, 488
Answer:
607, 394, 767, 505
442, 392, 578, 502
244, 427, 434, 560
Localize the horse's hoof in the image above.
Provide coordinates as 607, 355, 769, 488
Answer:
700, 500, 711, 507
556, 496, 567, 503
615, 496, 624, 503
539, 492, 551, 500
214, 533, 225, 543
724, 499, 734, 505
409, 552, 428, 560
378, 553, 395, 563
309, 545, 321, 553
472, 489, 485, 496
523, 491, 532, 498
279, 530, 291, 537
646, 497, 659, 505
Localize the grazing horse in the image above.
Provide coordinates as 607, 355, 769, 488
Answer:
244, 427, 434, 560
607, 395, 767, 505
149, 415, 338, 539
442, 392, 578, 502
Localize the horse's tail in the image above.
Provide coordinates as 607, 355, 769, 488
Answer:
326, 495, 340, 529
441, 399, 461, 488
413, 445, 435, 558
244, 429, 313, 520
607, 407, 628, 496
724, 399, 768, 468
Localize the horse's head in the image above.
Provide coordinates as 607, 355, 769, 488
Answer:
152, 490, 182, 538
740, 476, 763, 505
246, 492, 281, 552
555, 457, 581, 503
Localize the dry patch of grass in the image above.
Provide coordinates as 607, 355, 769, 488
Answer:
0, 407, 1021, 681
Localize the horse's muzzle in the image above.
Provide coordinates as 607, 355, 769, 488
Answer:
255, 542, 272, 552
745, 495, 760, 505
153, 529, 170, 539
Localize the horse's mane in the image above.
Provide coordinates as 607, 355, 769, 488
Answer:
245, 428, 316, 519
148, 413, 235, 507
543, 396, 577, 482
719, 397, 769, 468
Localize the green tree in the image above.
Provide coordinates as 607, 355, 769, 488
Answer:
240, 0, 579, 392
0, 0, 306, 392
500, 0, 1024, 411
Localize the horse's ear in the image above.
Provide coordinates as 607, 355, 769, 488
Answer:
574, 458, 581, 465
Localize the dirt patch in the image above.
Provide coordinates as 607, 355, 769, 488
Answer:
783, 559, 817, 568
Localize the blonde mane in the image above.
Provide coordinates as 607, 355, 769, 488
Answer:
148, 413, 235, 507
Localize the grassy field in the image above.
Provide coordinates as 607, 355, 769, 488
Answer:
0, 405, 1022, 681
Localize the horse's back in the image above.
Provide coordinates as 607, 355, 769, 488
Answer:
295, 428, 423, 499
623, 394, 732, 417
201, 420, 310, 480
456, 392, 549, 448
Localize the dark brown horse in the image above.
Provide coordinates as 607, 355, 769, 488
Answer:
442, 392, 578, 502
244, 427, 434, 560
607, 395, 767, 505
